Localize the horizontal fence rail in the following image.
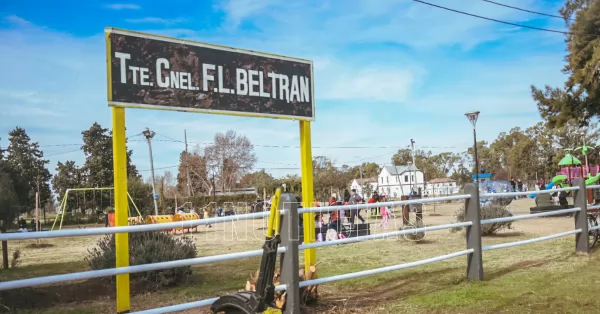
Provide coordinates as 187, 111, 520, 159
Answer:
481, 208, 581, 225
481, 186, 579, 198
483, 229, 582, 251
298, 194, 471, 214
299, 249, 474, 287
589, 204, 600, 211
0, 248, 286, 291
299, 222, 472, 250
0, 210, 282, 242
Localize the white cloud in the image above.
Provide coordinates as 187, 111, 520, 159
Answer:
217, 0, 278, 28
216, 0, 563, 50
125, 17, 187, 25
5, 15, 31, 27
319, 66, 419, 102
105, 3, 141, 10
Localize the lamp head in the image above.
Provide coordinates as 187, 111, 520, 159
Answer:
465, 111, 480, 128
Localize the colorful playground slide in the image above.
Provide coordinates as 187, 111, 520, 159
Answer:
544, 173, 600, 190
530, 173, 600, 198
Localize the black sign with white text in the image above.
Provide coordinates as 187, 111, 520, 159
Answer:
106, 29, 314, 120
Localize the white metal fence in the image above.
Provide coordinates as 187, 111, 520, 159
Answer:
0, 179, 595, 314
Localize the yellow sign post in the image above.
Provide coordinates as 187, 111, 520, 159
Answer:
105, 27, 316, 312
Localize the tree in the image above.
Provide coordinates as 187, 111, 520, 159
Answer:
0, 159, 20, 227
348, 162, 380, 179
203, 130, 256, 191
6, 127, 52, 210
156, 171, 179, 210
177, 151, 212, 196
391, 148, 461, 180
531, 0, 600, 127
81, 123, 139, 189
51, 161, 84, 214
128, 176, 155, 216
240, 170, 276, 193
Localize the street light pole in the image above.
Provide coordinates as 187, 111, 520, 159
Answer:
465, 111, 481, 185
143, 128, 159, 216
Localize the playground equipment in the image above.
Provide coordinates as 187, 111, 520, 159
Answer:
145, 215, 174, 232
51, 187, 142, 231
172, 212, 201, 234
474, 175, 514, 206
211, 189, 283, 313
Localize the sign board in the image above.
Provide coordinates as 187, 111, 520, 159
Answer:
105, 28, 315, 121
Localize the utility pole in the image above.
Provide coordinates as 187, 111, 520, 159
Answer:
143, 128, 159, 216
410, 139, 417, 193
184, 129, 192, 197
211, 173, 217, 209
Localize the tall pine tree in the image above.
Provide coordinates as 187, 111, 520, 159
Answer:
6, 127, 52, 210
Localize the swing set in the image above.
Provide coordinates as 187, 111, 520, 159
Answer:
51, 187, 142, 231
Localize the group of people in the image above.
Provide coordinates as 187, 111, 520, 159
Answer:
309, 189, 392, 241
510, 177, 529, 198
17, 217, 40, 232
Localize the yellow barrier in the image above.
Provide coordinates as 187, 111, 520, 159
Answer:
127, 216, 143, 225
145, 215, 174, 232
172, 213, 201, 234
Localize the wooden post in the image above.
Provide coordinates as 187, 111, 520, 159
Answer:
279, 193, 301, 314
464, 183, 484, 280
573, 178, 589, 253
35, 192, 40, 245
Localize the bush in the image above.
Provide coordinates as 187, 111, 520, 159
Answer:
86, 231, 197, 289
451, 204, 513, 236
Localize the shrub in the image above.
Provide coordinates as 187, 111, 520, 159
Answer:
451, 204, 513, 236
86, 231, 197, 289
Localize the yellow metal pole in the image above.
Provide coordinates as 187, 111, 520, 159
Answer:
51, 191, 68, 231
113, 107, 130, 313
58, 190, 70, 231
299, 120, 316, 274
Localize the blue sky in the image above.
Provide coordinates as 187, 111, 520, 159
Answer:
0, 0, 569, 179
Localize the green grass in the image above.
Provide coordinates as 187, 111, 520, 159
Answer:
3, 206, 600, 313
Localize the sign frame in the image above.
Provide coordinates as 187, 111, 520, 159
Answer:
105, 27, 316, 121
106, 27, 317, 313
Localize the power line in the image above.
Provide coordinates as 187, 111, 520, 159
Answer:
44, 138, 464, 150
412, 0, 570, 35
45, 149, 81, 157
480, 0, 567, 20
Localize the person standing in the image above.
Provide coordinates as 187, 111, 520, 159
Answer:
349, 189, 365, 225
203, 207, 212, 228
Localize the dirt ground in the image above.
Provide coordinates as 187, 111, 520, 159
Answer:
1, 197, 589, 313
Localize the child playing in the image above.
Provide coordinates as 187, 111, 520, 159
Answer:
380, 205, 389, 229
203, 207, 212, 228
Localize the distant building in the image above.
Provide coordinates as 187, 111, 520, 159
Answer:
349, 177, 378, 197
377, 165, 425, 197
214, 188, 257, 196
425, 178, 460, 196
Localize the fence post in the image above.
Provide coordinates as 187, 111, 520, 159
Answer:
573, 178, 589, 253
279, 193, 301, 314
464, 183, 484, 280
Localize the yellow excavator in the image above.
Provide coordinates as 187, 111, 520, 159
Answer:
211, 189, 284, 314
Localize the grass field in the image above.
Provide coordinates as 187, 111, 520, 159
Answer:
1, 198, 599, 313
